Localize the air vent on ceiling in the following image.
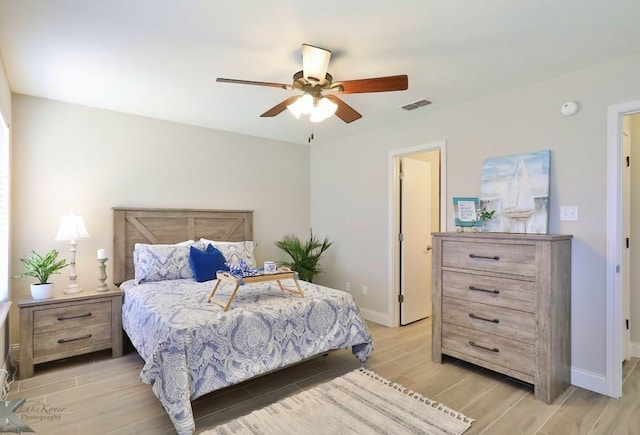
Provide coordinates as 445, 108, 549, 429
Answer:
402, 99, 432, 111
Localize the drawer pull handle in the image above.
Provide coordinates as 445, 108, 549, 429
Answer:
469, 313, 500, 323
469, 254, 500, 261
57, 312, 92, 321
468, 285, 500, 295
57, 334, 92, 344
468, 340, 499, 353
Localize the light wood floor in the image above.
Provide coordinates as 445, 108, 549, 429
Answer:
7, 318, 640, 434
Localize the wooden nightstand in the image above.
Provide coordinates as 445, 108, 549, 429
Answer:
19, 289, 123, 379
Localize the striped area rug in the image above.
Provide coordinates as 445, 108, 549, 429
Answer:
205, 368, 474, 435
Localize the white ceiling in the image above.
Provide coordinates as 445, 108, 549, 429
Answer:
2, 1, 640, 145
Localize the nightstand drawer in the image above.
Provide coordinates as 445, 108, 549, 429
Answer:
34, 301, 111, 334
442, 240, 536, 277
33, 322, 113, 358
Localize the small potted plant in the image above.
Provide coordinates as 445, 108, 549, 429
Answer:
275, 229, 332, 283
15, 250, 69, 300
478, 208, 496, 232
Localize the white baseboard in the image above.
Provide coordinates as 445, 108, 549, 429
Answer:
0, 359, 6, 394
359, 308, 393, 327
571, 366, 607, 395
629, 341, 640, 358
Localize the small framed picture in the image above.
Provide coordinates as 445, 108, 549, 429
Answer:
453, 197, 480, 227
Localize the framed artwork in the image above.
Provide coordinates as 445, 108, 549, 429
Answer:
480, 150, 551, 234
453, 197, 480, 227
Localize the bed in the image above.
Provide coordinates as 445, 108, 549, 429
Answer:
113, 208, 374, 435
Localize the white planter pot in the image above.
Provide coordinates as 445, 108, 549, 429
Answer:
30, 283, 54, 300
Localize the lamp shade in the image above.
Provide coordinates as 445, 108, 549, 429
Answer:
55, 215, 90, 241
302, 44, 331, 84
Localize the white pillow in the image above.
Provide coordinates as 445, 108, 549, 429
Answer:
133, 241, 195, 284
199, 239, 256, 267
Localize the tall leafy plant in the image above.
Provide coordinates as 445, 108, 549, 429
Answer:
275, 229, 332, 283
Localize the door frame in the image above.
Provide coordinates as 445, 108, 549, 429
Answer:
388, 140, 447, 327
606, 99, 640, 397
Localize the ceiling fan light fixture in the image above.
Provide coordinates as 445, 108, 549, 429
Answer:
287, 93, 314, 118
310, 97, 338, 123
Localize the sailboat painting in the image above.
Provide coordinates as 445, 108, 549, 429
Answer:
480, 150, 550, 234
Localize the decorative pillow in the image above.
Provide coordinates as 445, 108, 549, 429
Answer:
199, 239, 256, 267
189, 244, 229, 282
132, 240, 195, 275
133, 243, 194, 284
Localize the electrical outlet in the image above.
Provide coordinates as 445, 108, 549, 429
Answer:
345, 282, 351, 292
362, 285, 368, 295
560, 206, 579, 221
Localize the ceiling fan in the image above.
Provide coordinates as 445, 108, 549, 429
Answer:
216, 44, 408, 124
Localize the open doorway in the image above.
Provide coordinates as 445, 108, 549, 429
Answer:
623, 113, 640, 361
606, 100, 640, 398
389, 141, 446, 327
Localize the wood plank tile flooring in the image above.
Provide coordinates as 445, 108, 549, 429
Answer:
7, 318, 638, 434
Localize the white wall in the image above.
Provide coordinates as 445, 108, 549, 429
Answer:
10, 95, 310, 343
0, 54, 10, 126
0, 53, 11, 376
311, 52, 640, 385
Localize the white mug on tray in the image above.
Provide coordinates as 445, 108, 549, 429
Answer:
264, 261, 277, 273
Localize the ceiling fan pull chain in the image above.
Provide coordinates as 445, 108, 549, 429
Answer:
308, 123, 315, 143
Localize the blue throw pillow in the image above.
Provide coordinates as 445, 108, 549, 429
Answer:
189, 244, 229, 282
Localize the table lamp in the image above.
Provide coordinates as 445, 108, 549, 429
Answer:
55, 214, 90, 294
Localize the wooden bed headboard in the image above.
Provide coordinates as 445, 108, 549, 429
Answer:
113, 207, 253, 285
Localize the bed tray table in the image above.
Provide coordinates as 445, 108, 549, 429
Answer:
207, 268, 304, 311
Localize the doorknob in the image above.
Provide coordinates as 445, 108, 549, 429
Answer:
424, 245, 432, 254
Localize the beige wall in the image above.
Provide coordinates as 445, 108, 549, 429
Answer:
10, 95, 310, 343
311, 52, 640, 387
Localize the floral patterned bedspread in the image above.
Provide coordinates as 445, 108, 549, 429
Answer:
120, 278, 374, 435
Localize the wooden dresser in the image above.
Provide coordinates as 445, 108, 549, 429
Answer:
431, 232, 572, 404
19, 289, 123, 378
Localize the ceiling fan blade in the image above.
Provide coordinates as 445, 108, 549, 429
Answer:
302, 44, 331, 85
334, 75, 408, 94
260, 96, 301, 117
325, 95, 362, 123
217, 78, 293, 90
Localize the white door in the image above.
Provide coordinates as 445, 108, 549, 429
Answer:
622, 116, 631, 361
400, 157, 432, 325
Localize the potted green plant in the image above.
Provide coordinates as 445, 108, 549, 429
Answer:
275, 229, 332, 283
15, 249, 69, 300
478, 208, 496, 232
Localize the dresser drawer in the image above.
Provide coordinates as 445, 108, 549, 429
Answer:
33, 301, 112, 334
442, 240, 536, 277
442, 323, 534, 376
442, 297, 535, 344
442, 270, 535, 312
33, 322, 113, 358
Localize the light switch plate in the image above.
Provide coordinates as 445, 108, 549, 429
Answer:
560, 206, 578, 221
